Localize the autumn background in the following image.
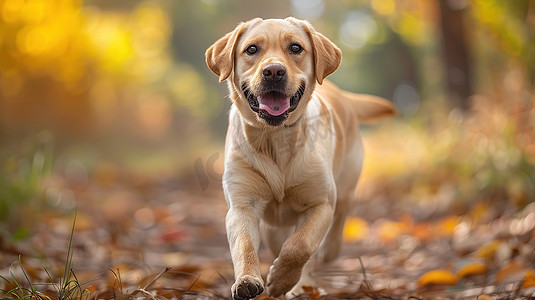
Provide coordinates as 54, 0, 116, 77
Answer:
1, 0, 535, 299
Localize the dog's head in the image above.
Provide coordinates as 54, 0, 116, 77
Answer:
206, 18, 341, 127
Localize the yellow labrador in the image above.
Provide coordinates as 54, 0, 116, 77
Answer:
205, 17, 395, 299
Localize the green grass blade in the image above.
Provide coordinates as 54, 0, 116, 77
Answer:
17, 256, 36, 294
61, 207, 77, 290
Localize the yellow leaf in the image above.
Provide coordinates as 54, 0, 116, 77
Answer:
475, 241, 500, 259
377, 220, 405, 242
521, 269, 535, 289
436, 216, 459, 237
418, 269, 458, 286
457, 262, 487, 278
343, 217, 369, 242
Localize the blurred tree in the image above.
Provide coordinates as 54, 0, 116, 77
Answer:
438, 0, 472, 110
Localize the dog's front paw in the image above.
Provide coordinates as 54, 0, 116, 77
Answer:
266, 258, 303, 297
232, 275, 264, 300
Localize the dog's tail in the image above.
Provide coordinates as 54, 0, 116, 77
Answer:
341, 90, 397, 123
320, 80, 397, 123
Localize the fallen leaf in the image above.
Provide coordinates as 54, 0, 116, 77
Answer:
418, 269, 458, 286
457, 262, 487, 278
495, 260, 526, 283
475, 241, 500, 260
343, 217, 369, 242
477, 294, 493, 300
163, 252, 188, 266
377, 220, 406, 242
159, 227, 188, 243
435, 215, 459, 237
412, 223, 431, 241
521, 269, 535, 289
302, 285, 322, 299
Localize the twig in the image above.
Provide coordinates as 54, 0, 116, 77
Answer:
160, 287, 214, 297
178, 274, 201, 300
132, 288, 157, 300
358, 256, 379, 300
358, 257, 368, 282
109, 268, 123, 294
143, 266, 172, 290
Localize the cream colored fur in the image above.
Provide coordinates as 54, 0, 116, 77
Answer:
205, 17, 396, 299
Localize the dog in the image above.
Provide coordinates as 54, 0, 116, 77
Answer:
205, 17, 396, 299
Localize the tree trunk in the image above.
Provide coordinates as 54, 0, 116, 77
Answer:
439, 0, 473, 110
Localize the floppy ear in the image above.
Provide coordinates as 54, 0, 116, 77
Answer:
299, 20, 342, 84
205, 24, 245, 82
205, 19, 260, 82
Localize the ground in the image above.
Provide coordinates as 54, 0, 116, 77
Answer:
1, 161, 534, 299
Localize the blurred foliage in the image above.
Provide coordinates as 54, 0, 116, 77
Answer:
0, 0, 534, 223
361, 98, 535, 214
1, 0, 532, 132
0, 131, 53, 241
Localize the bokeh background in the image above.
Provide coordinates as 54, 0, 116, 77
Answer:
1, 0, 535, 296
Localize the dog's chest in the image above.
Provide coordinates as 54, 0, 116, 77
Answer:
231, 100, 336, 203
264, 130, 302, 167
248, 140, 334, 208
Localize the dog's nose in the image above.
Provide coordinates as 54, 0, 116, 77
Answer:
262, 64, 286, 82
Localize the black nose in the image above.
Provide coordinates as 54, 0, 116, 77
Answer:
262, 64, 286, 82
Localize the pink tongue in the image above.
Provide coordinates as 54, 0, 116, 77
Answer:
259, 95, 290, 116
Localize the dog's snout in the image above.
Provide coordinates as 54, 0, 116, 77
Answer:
262, 64, 286, 82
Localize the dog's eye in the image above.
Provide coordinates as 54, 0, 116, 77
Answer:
290, 43, 303, 54
245, 45, 258, 55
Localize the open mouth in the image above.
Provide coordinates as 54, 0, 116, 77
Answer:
242, 84, 305, 126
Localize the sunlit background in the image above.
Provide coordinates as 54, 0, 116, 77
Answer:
1, 0, 535, 242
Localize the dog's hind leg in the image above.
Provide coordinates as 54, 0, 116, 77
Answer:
321, 140, 362, 262
320, 195, 353, 262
